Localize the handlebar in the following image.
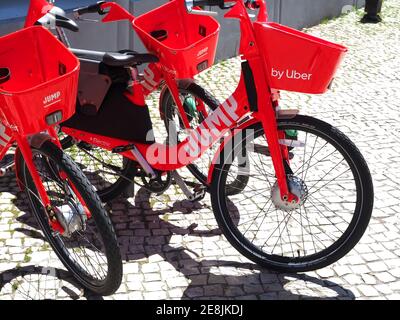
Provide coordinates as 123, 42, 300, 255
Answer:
74, 1, 107, 17
191, 0, 259, 9
191, 0, 225, 8
186, 0, 261, 16
73, 2, 134, 23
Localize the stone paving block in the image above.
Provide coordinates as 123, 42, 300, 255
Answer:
141, 263, 160, 273
374, 283, 394, 295
143, 291, 168, 300
184, 286, 204, 298
126, 281, 144, 291
224, 286, 245, 297
144, 273, 162, 282
126, 273, 144, 283
127, 292, 143, 300
204, 284, 224, 296
362, 253, 381, 263
361, 274, 377, 285
143, 281, 167, 292
243, 284, 265, 295
374, 272, 397, 283
165, 277, 190, 289
343, 274, 364, 286
333, 265, 352, 277
357, 285, 380, 298
368, 261, 389, 273
350, 264, 371, 275
260, 273, 279, 284
208, 274, 227, 285
316, 268, 335, 278
168, 288, 185, 299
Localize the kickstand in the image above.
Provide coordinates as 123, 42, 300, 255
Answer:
171, 171, 206, 202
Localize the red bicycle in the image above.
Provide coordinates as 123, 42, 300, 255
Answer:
33, 0, 374, 271
27, 0, 225, 201
0, 25, 122, 294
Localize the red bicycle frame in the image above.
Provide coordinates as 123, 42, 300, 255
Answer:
60, 0, 297, 202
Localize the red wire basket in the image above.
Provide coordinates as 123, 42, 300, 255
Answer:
0, 26, 80, 135
133, 0, 220, 79
254, 22, 348, 94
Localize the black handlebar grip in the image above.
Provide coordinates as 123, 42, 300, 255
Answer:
192, 0, 224, 8
74, 1, 107, 15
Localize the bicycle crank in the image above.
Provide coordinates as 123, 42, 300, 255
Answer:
140, 170, 172, 194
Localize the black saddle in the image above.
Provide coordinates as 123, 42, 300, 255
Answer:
71, 48, 159, 67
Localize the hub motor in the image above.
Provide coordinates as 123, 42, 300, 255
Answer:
54, 202, 87, 237
271, 175, 308, 211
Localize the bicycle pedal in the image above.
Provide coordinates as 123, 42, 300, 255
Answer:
189, 185, 207, 202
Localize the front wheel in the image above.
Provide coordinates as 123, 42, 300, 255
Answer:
210, 115, 374, 272
18, 140, 123, 295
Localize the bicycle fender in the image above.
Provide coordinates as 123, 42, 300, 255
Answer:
207, 117, 260, 185
14, 133, 53, 191
29, 133, 53, 149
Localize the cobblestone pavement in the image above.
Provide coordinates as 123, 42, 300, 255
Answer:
1, 1, 400, 300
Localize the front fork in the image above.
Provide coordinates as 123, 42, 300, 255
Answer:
16, 132, 88, 234
253, 101, 297, 203
15, 135, 64, 233
16, 135, 51, 207
46, 127, 92, 219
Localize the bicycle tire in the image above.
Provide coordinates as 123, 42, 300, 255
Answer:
210, 115, 374, 272
19, 140, 123, 295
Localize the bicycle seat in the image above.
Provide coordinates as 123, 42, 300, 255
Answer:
71, 48, 159, 67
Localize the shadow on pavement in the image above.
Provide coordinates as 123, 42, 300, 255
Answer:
0, 172, 356, 300
0, 265, 103, 300
106, 187, 356, 300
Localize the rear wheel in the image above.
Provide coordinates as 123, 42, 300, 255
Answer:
18, 140, 123, 295
210, 115, 374, 272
